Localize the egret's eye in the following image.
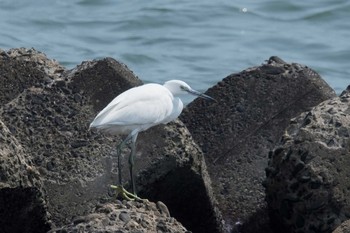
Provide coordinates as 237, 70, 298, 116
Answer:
180, 85, 187, 91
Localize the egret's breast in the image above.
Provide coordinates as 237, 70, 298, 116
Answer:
161, 97, 183, 124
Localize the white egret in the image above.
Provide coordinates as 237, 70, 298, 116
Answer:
89, 80, 215, 200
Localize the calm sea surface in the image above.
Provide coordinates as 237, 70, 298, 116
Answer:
1, 0, 350, 101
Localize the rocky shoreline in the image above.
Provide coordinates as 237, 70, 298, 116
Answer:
1, 48, 350, 233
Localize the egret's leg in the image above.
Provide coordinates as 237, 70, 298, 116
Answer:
129, 132, 138, 195
111, 131, 144, 201
116, 141, 125, 185
116, 134, 132, 185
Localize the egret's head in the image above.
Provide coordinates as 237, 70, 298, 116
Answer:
163, 80, 191, 96
163, 80, 215, 101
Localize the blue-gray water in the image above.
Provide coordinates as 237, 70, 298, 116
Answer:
1, 0, 350, 101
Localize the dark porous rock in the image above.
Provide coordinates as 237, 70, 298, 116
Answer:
0, 119, 42, 189
0, 57, 144, 228
265, 88, 350, 233
0, 48, 64, 105
66, 57, 142, 113
0, 119, 50, 233
180, 57, 336, 232
0, 187, 51, 233
0, 48, 223, 233
136, 119, 223, 233
50, 200, 190, 233
332, 219, 350, 233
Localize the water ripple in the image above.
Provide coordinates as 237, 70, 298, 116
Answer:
0, 0, 349, 94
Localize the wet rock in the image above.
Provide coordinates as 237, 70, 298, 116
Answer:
265, 86, 350, 232
180, 57, 336, 232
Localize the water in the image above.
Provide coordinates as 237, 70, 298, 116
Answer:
1, 0, 350, 101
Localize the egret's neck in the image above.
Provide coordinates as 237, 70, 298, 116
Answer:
163, 83, 181, 97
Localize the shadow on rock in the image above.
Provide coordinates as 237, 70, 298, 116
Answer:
0, 187, 50, 233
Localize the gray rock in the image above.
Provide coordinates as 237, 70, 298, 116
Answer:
1, 58, 124, 227
0, 48, 64, 105
180, 57, 336, 232
119, 211, 131, 223
265, 86, 350, 232
0, 119, 50, 233
0, 48, 222, 233
0, 119, 41, 189
135, 119, 224, 233
332, 219, 350, 233
49, 201, 189, 233
157, 201, 171, 217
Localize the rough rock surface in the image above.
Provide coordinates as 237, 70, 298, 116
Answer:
180, 56, 336, 232
0, 186, 50, 233
0, 48, 64, 106
265, 86, 350, 233
0, 48, 222, 233
0, 119, 50, 233
332, 219, 350, 233
0, 119, 41, 189
50, 200, 190, 233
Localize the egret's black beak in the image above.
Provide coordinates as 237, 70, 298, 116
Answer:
187, 89, 216, 102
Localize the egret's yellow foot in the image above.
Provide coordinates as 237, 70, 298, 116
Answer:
110, 185, 147, 202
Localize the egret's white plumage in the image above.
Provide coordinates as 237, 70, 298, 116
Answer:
90, 82, 184, 135
89, 79, 214, 199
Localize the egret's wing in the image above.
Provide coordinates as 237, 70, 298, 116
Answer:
90, 84, 174, 127
93, 86, 141, 120
104, 97, 173, 126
